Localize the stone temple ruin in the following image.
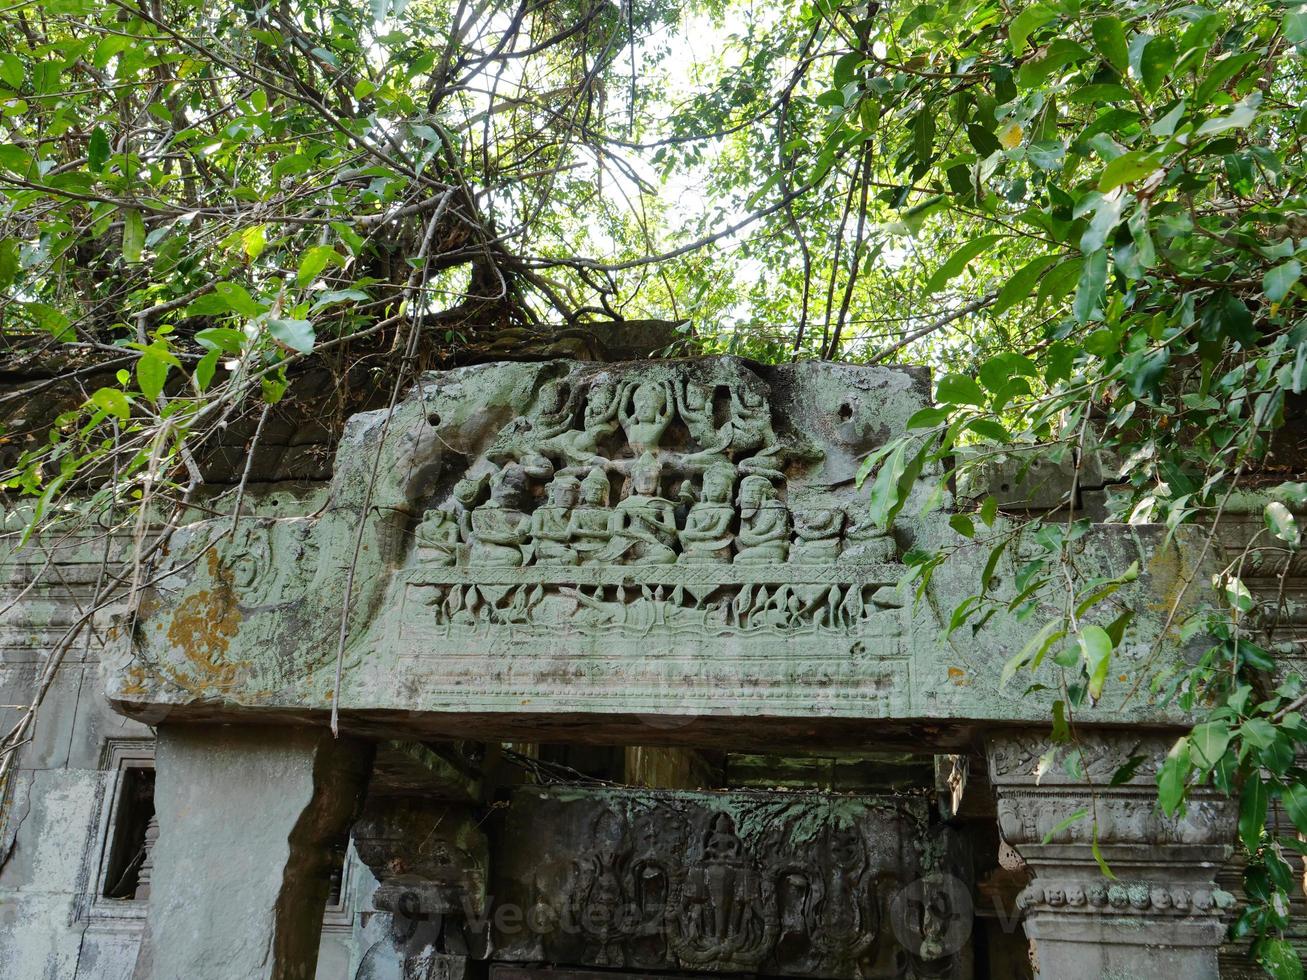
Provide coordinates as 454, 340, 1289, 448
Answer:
0, 356, 1302, 978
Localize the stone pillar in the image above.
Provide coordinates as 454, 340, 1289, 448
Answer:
136, 724, 372, 980
986, 730, 1236, 980
350, 797, 486, 979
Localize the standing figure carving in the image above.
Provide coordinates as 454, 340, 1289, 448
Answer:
673, 812, 776, 971
734, 476, 791, 564
604, 452, 679, 564
678, 461, 736, 564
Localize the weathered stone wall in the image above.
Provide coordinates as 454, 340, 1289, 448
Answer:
1, 357, 1304, 979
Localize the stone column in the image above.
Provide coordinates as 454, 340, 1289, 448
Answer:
350, 796, 486, 979
986, 730, 1236, 980
136, 724, 373, 980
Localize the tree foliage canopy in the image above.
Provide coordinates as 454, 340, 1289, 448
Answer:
2, 0, 1307, 972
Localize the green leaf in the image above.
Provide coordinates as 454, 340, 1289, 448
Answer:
121, 208, 144, 264
1265, 260, 1301, 304
1139, 37, 1175, 92
195, 349, 220, 393
993, 255, 1059, 315
1283, 782, 1307, 837
867, 443, 907, 528
1040, 808, 1088, 843
1265, 501, 1301, 546
950, 513, 975, 538
0, 238, 19, 289
1010, 5, 1057, 54
1196, 93, 1262, 137
136, 345, 170, 400
89, 387, 130, 421
195, 326, 246, 353
923, 235, 1003, 295
354, 78, 377, 100
1098, 151, 1162, 192
1079, 625, 1113, 703
87, 126, 110, 172
296, 245, 338, 288
1027, 140, 1064, 171
1255, 937, 1304, 980
1073, 249, 1107, 324
1080, 193, 1126, 254
935, 374, 986, 407
242, 224, 268, 261
0, 144, 31, 174
1090, 16, 1129, 74
26, 302, 73, 341
1017, 40, 1091, 89
1239, 775, 1268, 854
0, 53, 24, 89
1158, 737, 1191, 815
1091, 824, 1115, 879
906, 407, 950, 429
1190, 720, 1231, 769
266, 317, 316, 353
1287, 11, 1307, 46
212, 282, 263, 319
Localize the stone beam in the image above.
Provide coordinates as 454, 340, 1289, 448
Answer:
135, 725, 372, 980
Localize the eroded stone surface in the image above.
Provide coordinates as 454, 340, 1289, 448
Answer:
103, 357, 1218, 738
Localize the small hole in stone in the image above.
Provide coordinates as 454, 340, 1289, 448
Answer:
1000, 483, 1010, 492
427, 411, 442, 427
838, 402, 853, 421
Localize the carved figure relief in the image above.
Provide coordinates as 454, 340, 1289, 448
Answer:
406, 362, 914, 640
492, 788, 932, 979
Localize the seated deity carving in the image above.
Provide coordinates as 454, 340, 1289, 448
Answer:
620, 380, 675, 454
602, 452, 679, 564
413, 507, 460, 565
531, 475, 581, 565
790, 503, 845, 564
840, 507, 897, 563
678, 460, 736, 564
734, 475, 791, 564
467, 465, 531, 566
572, 467, 615, 564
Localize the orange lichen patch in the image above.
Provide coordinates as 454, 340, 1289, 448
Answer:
947, 666, 969, 686
162, 549, 247, 692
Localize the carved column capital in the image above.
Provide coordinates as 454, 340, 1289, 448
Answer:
985, 729, 1236, 980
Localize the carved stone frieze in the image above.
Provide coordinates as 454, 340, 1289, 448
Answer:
486, 786, 961, 979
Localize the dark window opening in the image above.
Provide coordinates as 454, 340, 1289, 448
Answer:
103, 766, 156, 900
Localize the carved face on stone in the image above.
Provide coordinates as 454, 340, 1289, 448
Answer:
738, 475, 777, 515
491, 465, 529, 509
827, 822, 864, 869
632, 383, 668, 422
631, 453, 663, 496
547, 476, 580, 509
703, 813, 743, 862
1065, 884, 1085, 906
702, 462, 735, 504
581, 468, 610, 506
584, 382, 617, 427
